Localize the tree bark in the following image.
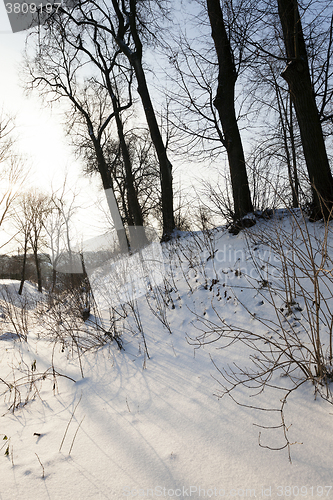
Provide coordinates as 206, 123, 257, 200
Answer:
115, 0, 175, 240
91, 134, 129, 252
18, 242, 28, 295
288, 96, 300, 207
277, 0, 333, 218
276, 83, 299, 208
112, 96, 144, 228
206, 0, 253, 221
132, 58, 175, 238
66, 91, 130, 252
103, 68, 145, 230
51, 267, 57, 293
33, 248, 42, 293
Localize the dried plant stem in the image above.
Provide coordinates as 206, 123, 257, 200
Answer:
59, 395, 82, 452
35, 453, 45, 478
69, 416, 85, 455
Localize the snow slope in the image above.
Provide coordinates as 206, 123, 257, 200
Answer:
0, 212, 332, 500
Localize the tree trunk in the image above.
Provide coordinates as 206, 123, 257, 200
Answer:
118, 0, 175, 240
105, 71, 145, 230
288, 96, 300, 207
92, 136, 130, 252
18, 242, 28, 295
277, 0, 333, 218
206, 0, 253, 221
112, 99, 145, 229
33, 248, 42, 293
132, 57, 175, 239
51, 267, 57, 293
277, 87, 299, 208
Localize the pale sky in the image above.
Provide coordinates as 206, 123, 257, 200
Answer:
0, 6, 74, 185
0, 4, 112, 251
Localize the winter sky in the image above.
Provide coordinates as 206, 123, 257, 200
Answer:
0, 5, 115, 249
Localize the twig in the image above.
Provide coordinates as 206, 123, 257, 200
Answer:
69, 416, 85, 455
35, 453, 45, 478
59, 394, 82, 452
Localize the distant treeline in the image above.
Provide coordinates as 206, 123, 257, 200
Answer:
0, 253, 52, 285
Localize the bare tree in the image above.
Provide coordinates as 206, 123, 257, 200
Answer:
83, 128, 161, 226
15, 190, 52, 294
206, 0, 253, 221
44, 181, 79, 292
0, 114, 29, 248
25, 28, 131, 251
277, 0, 333, 218
50, 0, 175, 239
245, 57, 303, 209
14, 199, 32, 295
163, 0, 255, 222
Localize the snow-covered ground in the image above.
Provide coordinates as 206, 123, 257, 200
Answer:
0, 211, 332, 500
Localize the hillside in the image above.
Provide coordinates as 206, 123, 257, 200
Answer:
0, 211, 332, 499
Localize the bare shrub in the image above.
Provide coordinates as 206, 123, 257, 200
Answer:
35, 285, 123, 379
189, 205, 333, 461
145, 279, 173, 335
0, 285, 37, 341
201, 174, 235, 226
0, 354, 75, 414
